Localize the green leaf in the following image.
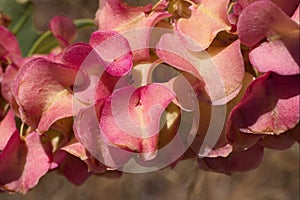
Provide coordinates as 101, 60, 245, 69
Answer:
0, 0, 39, 56
26, 31, 57, 56
0, 0, 29, 29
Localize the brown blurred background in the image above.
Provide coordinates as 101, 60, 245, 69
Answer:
0, 0, 299, 199
1, 146, 299, 200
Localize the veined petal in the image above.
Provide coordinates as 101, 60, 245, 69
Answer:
236, 0, 299, 16
1, 64, 18, 104
259, 130, 296, 150
176, 0, 231, 50
38, 90, 73, 132
0, 132, 51, 194
237, 1, 299, 47
62, 42, 94, 69
0, 132, 26, 190
0, 26, 22, 64
198, 144, 264, 174
189, 73, 254, 158
157, 34, 244, 104
238, 1, 299, 75
100, 83, 175, 160
95, 0, 152, 30
227, 72, 299, 149
61, 141, 88, 161
12, 58, 76, 132
74, 105, 132, 169
61, 141, 107, 173
95, 0, 171, 62
271, 0, 299, 16
89, 30, 133, 76
50, 16, 77, 48
0, 109, 17, 150
249, 39, 299, 75
59, 154, 90, 186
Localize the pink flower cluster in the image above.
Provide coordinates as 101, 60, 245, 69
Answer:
0, 0, 299, 193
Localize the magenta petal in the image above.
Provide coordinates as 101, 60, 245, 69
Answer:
209, 40, 245, 104
0, 109, 17, 150
259, 132, 295, 150
227, 72, 299, 149
226, 120, 262, 150
1, 64, 18, 104
15, 132, 51, 192
157, 34, 244, 104
1, 64, 21, 119
271, 0, 299, 16
237, 0, 299, 16
0, 132, 51, 194
0, 67, 3, 83
12, 58, 76, 132
0, 26, 22, 63
94, 71, 121, 104
49, 16, 77, 47
0, 132, 26, 188
238, 1, 299, 75
290, 126, 300, 142
156, 33, 201, 79
0, 44, 8, 59
62, 42, 94, 69
249, 40, 299, 75
89, 30, 133, 76
61, 142, 88, 161
74, 105, 132, 168
198, 144, 264, 174
95, 0, 171, 62
100, 84, 175, 160
206, 144, 233, 158
60, 154, 90, 186
62, 142, 107, 173
237, 1, 299, 47
38, 92, 73, 132
48, 149, 66, 170
96, 0, 152, 30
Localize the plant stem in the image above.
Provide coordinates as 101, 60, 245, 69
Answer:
11, 4, 31, 35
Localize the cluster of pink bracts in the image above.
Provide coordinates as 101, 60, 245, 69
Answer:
0, 0, 299, 194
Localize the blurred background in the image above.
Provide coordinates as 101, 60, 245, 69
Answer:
1, 146, 299, 200
0, 0, 299, 199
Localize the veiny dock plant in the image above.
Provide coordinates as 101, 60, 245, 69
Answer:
0, 0, 299, 194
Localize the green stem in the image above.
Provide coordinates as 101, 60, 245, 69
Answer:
74, 18, 95, 29
11, 4, 31, 35
27, 30, 52, 56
